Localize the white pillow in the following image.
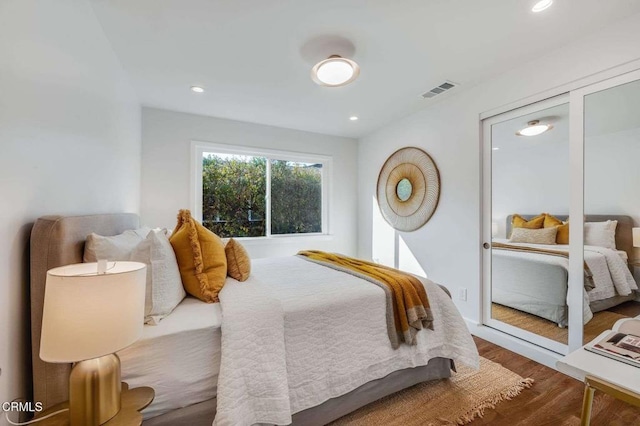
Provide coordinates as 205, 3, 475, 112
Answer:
83, 227, 151, 262
130, 229, 186, 325
584, 220, 617, 249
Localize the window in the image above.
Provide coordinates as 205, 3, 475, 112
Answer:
192, 142, 330, 238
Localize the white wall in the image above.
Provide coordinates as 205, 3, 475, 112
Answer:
0, 1, 140, 420
492, 140, 570, 238
141, 108, 358, 258
357, 13, 640, 329
586, 128, 640, 262
491, 128, 640, 241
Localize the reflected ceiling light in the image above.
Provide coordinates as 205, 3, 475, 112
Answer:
190, 86, 205, 93
349, 116, 359, 121
311, 55, 360, 87
532, 0, 553, 12
516, 120, 552, 136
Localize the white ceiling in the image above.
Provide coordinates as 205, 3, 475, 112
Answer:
492, 77, 640, 152
90, 0, 640, 138
492, 103, 570, 153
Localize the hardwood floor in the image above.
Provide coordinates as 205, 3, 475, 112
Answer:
608, 300, 640, 318
471, 336, 640, 426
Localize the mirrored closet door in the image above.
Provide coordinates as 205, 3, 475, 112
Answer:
580, 74, 640, 345
482, 67, 640, 355
482, 95, 572, 354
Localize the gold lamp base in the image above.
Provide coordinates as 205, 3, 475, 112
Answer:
69, 353, 121, 426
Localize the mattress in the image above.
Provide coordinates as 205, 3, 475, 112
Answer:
117, 297, 222, 420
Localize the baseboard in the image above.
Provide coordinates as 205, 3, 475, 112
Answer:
464, 318, 562, 369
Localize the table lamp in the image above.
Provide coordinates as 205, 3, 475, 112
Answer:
633, 227, 640, 248
40, 261, 146, 425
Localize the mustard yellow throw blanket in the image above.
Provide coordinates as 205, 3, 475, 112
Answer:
297, 250, 434, 349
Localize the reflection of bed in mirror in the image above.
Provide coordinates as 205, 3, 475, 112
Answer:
491, 214, 638, 327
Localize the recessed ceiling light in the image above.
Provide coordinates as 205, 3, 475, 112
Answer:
311, 55, 360, 87
532, 0, 553, 12
190, 86, 205, 93
516, 120, 553, 136
349, 116, 359, 121
492, 147, 499, 151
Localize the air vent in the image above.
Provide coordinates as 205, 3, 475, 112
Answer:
421, 81, 458, 99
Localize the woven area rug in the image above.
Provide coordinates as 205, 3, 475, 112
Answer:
492, 303, 629, 344
330, 357, 533, 426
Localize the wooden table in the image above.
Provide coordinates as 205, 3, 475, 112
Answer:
34, 383, 154, 426
557, 331, 640, 425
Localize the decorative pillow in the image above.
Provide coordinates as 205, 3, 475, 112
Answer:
225, 238, 251, 282
509, 227, 558, 245
511, 214, 545, 230
169, 210, 227, 303
555, 222, 569, 245
543, 214, 563, 228
544, 214, 569, 244
83, 227, 151, 262
584, 220, 618, 250
130, 229, 186, 324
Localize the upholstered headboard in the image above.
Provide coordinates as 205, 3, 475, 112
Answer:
504, 214, 635, 262
30, 214, 139, 409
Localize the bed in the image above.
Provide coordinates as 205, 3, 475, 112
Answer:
491, 214, 638, 327
30, 214, 479, 426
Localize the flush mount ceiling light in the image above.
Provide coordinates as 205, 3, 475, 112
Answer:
311, 55, 360, 87
532, 0, 553, 12
516, 120, 553, 136
190, 86, 205, 93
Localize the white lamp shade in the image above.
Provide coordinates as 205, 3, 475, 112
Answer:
40, 261, 146, 363
633, 227, 640, 248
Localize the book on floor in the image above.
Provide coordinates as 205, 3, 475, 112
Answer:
585, 318, 640, 368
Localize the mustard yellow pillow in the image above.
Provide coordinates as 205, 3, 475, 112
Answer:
169, 210, 227, 303
512, 214, 545, 229
543, 214, 569, 244
543, 214, 563, 228
225, 238, 251, 282
555, 223, 569, 244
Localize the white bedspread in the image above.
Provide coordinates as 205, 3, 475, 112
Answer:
584, 245, 637, 300
492, 239, 637, 303
213, 257, 479, 426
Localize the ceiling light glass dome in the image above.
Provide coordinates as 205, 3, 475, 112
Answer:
516, 120, 553, 136
532, 0, 553, 13
312, 55, 360, 87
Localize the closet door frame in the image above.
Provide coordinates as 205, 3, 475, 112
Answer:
568, 67, 640, 352
481, 94, 570, 356
480, 60, 640, 357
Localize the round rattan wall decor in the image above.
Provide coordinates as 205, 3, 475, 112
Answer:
376, 147, 440, 232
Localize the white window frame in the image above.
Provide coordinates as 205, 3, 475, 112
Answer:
191, 140, 331, 240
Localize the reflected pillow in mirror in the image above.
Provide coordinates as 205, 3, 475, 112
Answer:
512, 214, 545, 230
543, 213, 563, 228
509, 227, 558, 245
584, 220, 617, 249
544, 214, 569, 244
